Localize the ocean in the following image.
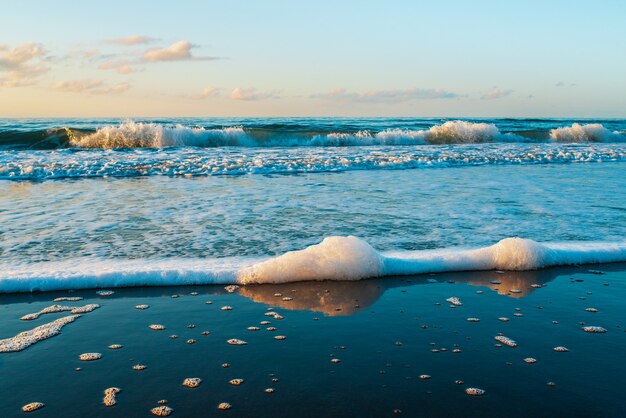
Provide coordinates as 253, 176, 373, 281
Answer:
1, 117, 625, 292
2, 117, 626, 417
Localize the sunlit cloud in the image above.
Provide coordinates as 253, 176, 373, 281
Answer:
65, 49, 101, 59
192, 86, 221, 99
0, 42, 49, 87
143, 40, 217, 62
230, 87, 279, 101
92, 82, 130, 95
98, 60, 136, 75
105, 35, 158, 46
311, 88, 462, 103
481, 88, 514, 100
51, 79, 129, 95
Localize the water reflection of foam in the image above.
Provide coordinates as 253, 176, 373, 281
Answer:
1, 264, 622, 316
235, 264, 622, 314
237, 280, 383, 316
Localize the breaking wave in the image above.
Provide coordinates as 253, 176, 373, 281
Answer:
549, 123, 623, 143
1, 121, 624, 150
1, 236, 625, 293
68, 122, 253, 148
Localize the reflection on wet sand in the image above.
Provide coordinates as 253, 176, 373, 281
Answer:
1, 264, 621, 316
237, 280, 383, 316
235, 265, 614, 314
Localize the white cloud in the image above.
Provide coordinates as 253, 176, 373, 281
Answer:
143, 40, 217, 62
105, 35, 158, 46
230, 87, 279, 101
481, 88, 514, 100
65, 49, 101, 59
51, 79, 103, 93
192, 86, 220, 99
311, 88, 462, 102
0, 42, 48, 87
51, 79, 129, 95
92, 82, 130, 95
0, 42, 46, 68
98, 60, 136, 74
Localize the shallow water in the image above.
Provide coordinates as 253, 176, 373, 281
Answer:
1, 265, 624, 417
1, 162, 625, 291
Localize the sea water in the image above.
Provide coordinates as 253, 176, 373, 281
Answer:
0, 118, 625, 292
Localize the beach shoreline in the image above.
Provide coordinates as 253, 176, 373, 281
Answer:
2, 264, 625, 417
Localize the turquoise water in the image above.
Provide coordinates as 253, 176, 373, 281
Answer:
1, 118, 626, 292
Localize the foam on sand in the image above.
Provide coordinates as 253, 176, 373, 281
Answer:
0, 237, 625, 292
0, 315, 80, 352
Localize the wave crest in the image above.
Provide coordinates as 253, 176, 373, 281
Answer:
425, 121, 502, 144
69, 121, 251, 148
549, 123, 623, 143
10, 120, 623, 149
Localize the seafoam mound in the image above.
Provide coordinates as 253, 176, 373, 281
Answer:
0, 237, 625, 293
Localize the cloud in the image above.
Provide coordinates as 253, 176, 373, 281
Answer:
51, 79, 103, 93
555, 81, 565, 87
230, 87, 279, 101
51, 79, 129, 95
0, 42, 49, 87
143, 40, 217, 62
311, 88, 462, 103
105, 35, 158, 46
65, 49, 101, 59
192, 86, 220, 99
1, 64, 48, 87
98, 60, 136, 74
92, 82, 130, 95
0, 42, 46, 68
481, 88, 514, 100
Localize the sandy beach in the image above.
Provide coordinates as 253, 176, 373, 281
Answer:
2, 264, 625, 417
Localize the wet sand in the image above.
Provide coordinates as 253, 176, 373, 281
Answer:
1, 264, 625, 417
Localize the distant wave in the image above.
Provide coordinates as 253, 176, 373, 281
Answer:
68, 122, 253, 148
1, 236, 625, 292
549, 123, 623, 143
0, 121, 624, 150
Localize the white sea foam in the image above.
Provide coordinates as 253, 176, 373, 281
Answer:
237, 236, 384, 284
0, 237, 624, 293
549, 123, 624, 143
2, 143, 624, 180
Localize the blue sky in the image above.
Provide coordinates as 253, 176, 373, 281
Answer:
1, 0, 625, 117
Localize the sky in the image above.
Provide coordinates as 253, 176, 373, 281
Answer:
0, 0, 625, 118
